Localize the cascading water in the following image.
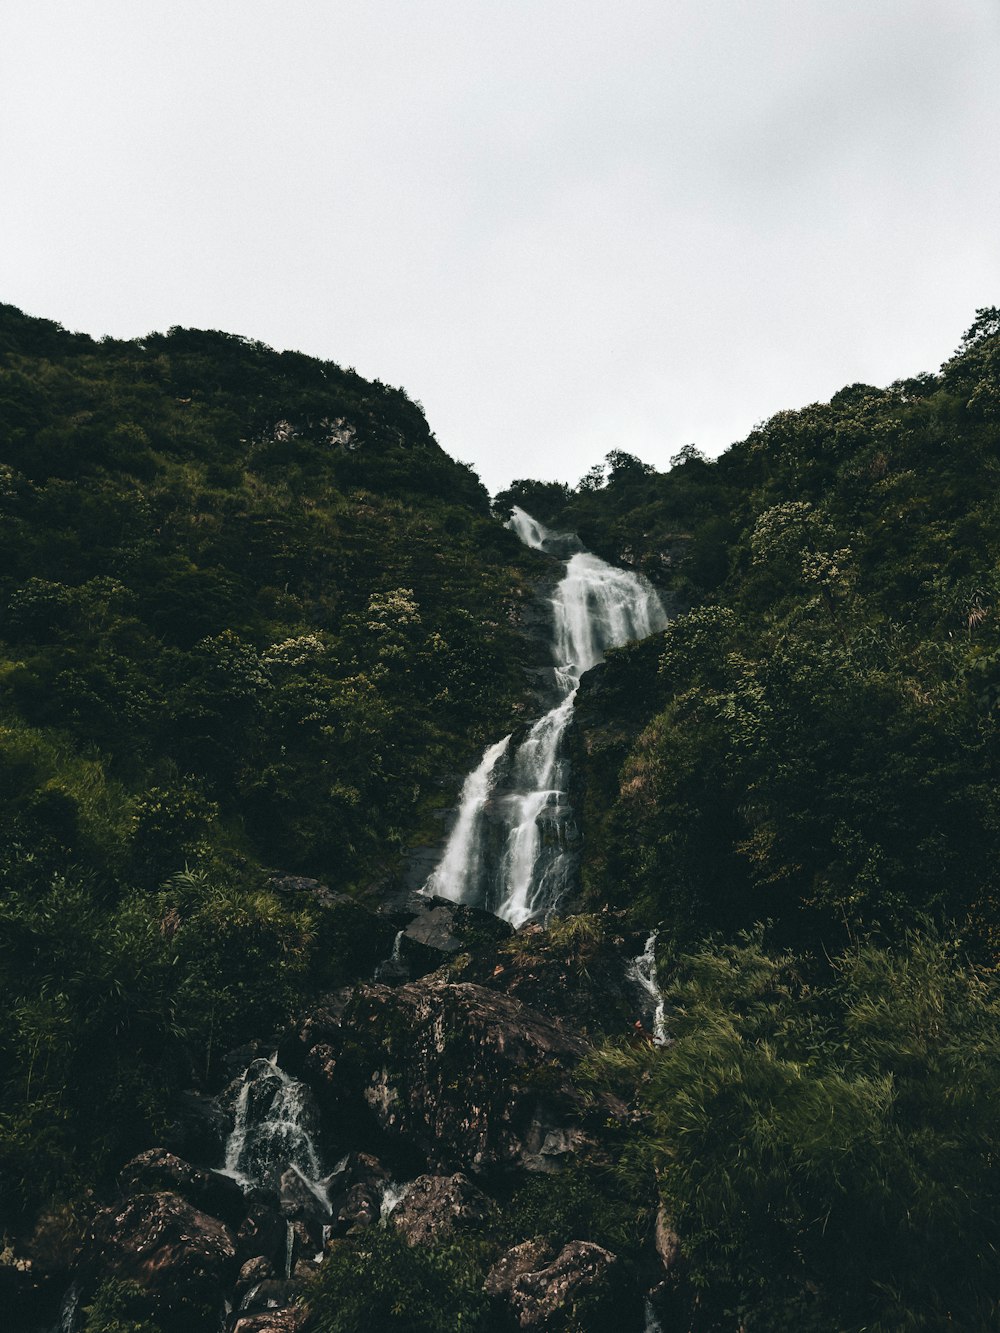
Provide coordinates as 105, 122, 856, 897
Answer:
628, 930, 669, 1046
379, 1180, 412, 1220
222, 1055, 330, 1211
423, 735, 511, 906
425, 506, 667, 926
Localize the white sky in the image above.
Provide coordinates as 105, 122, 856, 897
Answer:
2, 2, 999, 493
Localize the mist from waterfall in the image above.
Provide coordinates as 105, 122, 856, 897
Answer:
424, 506, 667, 925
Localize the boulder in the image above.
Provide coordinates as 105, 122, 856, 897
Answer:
373, 927, 445, 984
278, 1168, 328, 1225
486, 1239, 622, 1329
80, 1191, 237, 1324
390, 1172, 494, 1246
370, 889, 515, 980
163, 1088, 233, 1163
324, 1152, 390, 1237
394, 894, 514, 955
654, 1205, 681, 1274
229, 1307, 309, 1333
233, 1276, 305, 1315
485, 1238, 556, 1298
235, 1254, 275, 1306
119, 1148, 247, 1229
330, 1182, 382, 1235
235, 1206, 289, 1271
282, 977, 609, 1174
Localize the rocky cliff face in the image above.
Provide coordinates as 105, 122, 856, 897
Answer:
28, 901, 667, 1333
280, 975, 606, 1175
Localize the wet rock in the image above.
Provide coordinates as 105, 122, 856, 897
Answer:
390, 1172, 494, 1246
373, 927, 445, 984
325, 1152, 390, 1236
229, 1305, 309, 1333
372, 890, 515, 976
487, 1239, 622, 1329
654, 1205, 681, 1274
80, 1191, 237, 1325
396, 894, 514, 954
236, 1206, 289, 1270
164, 1087, 233, 1163
236, 1276, 305, 1313
235, 1254, 276, 1306
283, 977, 611, 1174
278, 1167, 327, 1224
330, 1181, 382, 1235
222, 1040, 276, 1084
219, 1058, 327, 1195
119, 1148, 247, 1229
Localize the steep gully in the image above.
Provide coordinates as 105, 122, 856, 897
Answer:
54, 510, 672, 1331
425, 506, 668, 926
218, 507, 670, 1196
224, 512, 670, 1269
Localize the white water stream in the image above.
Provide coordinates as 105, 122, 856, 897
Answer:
627, 930, 669, 1046
221, 1055, 330, 1213
425, 507, 667, 926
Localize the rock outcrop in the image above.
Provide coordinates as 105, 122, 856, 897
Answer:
118, 1148, 246, 1229
281, 976, 607, 1173
80, 1191, 238, 1326
486, 1238, 623, 1328
229, 1302, 310, 1333
390, 1172, 494, 1246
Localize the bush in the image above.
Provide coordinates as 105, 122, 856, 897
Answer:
593, 927, 1000, 1330
310, 1227, 490, 1333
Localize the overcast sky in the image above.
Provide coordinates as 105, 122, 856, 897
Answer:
2, 2, 999, 493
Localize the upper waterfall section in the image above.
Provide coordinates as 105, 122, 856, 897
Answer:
507, 505, 667, 690
423, 507, 668, 925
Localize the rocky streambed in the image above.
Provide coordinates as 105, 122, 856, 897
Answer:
13, 886, 675, 1333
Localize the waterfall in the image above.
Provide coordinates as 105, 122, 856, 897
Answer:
379, 1179, 412, 1220
627, 930, 669, 1045
424, 735, 511, 902
506, 506, 549, 550
424, 507, 667, 926
55, 1283, 80, 1333
222, 1055, 329, 1211
284, 1221, 295, 1280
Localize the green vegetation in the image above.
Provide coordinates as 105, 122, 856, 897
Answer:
5, 300, 1000, 1328
498, 308, 1000, 1327
311, 1230, 491, 1333
594, 928, 1000, 1329
0, 304, 532, 1231
501, 309, 1000, 957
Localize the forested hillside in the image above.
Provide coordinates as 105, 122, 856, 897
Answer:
501, 308, 1000, 1329
0, 304, 535, 1233
3, 304, 1000, 1332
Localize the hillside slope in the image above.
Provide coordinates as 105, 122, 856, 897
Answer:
4, 306, 1000, 1332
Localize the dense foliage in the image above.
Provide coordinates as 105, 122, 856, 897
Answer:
499, 309, 1000, 1328
5, 301, 1000, 1330
502, 309, 1000, 957
595, 928, 1000, 1330
0, 304, 533, 1228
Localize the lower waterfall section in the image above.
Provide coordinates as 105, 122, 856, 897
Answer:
425, 507, 668, 926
